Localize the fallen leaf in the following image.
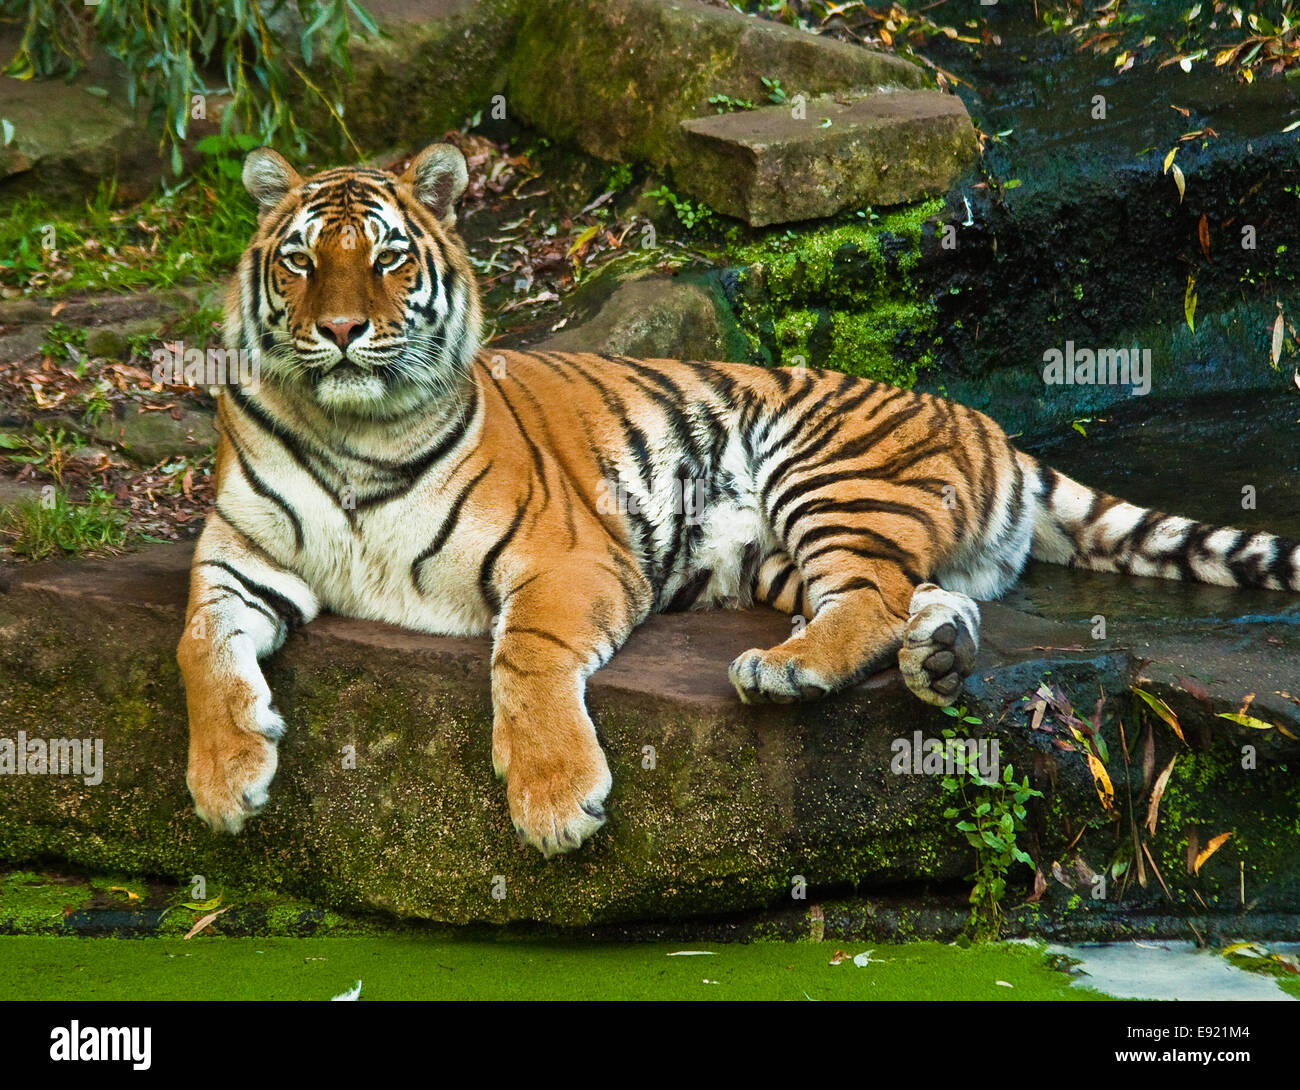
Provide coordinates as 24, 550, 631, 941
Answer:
1217, 711, 1276, 730
1140, 722, 1156, 793
1086, 750, 1116, 813
1134, 687, 1186, 743
1193, 831, 1234, 874
1197, 214, 1210, 258
108, 886, 140, 902
183, 905, 230, 940
1183, 272, 1196, 329
1272, 311, 1285, 368
1145, 755, 1177, 835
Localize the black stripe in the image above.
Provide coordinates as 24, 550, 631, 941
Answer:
479, 482, 534, 613
225, 428, 304, 552
199, 559, 306, 628
410, 461, 492, 588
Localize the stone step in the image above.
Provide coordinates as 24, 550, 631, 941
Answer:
676, 90, 978, 226
1, 542, 1293, 926
505, 0, 929, 171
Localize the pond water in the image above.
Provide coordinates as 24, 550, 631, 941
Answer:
1054, 941, 1299, 1002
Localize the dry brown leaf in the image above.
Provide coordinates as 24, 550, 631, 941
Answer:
1193, 831, 1234, 875
1145, 755, 1177, 835
183, 905, 230, 940
1197, 214, 1210, 258
1140, 722, 1156, 793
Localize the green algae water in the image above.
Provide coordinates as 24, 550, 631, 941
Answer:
0, 936, 1105, 1001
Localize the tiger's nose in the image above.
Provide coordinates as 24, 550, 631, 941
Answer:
318, 317, 367, 347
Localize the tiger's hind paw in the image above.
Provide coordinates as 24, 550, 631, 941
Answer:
898, 583, 980, 707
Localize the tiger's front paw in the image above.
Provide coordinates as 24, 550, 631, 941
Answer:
185, 678, 285, 834
728, 647, 831, 704
493, 721, 611, 858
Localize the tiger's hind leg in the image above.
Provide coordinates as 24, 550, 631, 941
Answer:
898, 582, 981, 707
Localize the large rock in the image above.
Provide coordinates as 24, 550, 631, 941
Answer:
505, 0, 929, 170
678, 90, 978, 225
1, 542, 1295, 926
296, 0, 525, 153
0, 31, 218, 204
538, 271, 748, 360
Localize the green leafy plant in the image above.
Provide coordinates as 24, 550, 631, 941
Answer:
0, 486, 126, 559
647, 184, 714, 231
708, 92, 758, 113
40, 322, 86, 364
1, 0, 381, 167
0, 424, 86, 486
939, 705, 1043, 940
604, 162, 635, 193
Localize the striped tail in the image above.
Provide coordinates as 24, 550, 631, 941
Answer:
1019, 452, 1300, 592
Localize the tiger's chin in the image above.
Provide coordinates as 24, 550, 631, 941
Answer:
313, 366, 391, 414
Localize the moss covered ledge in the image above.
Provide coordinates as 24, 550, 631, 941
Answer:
0, 544, 1294, 927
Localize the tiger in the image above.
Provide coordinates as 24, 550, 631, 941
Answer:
179, 142, 1300, 858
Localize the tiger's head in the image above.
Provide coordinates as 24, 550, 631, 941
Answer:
231, 143, 482, 419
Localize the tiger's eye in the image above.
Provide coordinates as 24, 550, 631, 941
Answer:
284, 252, 312, 271
377, 249, 404, 268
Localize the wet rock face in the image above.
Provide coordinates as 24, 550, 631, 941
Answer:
1, 540, 1295, 926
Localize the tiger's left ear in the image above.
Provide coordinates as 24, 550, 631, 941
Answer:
401, 143, 468, 227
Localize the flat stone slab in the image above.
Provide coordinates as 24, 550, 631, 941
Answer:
677, 90, 979, 225
0, 543, 1295, 926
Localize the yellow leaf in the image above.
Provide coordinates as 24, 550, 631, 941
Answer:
1162, 147, 1178, 174
1171, 162, 1186, 203
1133, 687, 1186, 743
1085, 751, 1116, 812
565, 225, 599, 259
1217, 711, 1277, 730
108, 886, 140, 902
1193, 831, 1233, 875
1184, 274, 1196, 332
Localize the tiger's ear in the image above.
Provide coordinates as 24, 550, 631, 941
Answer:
401, 143, 468, 226
242, 148, 301, 213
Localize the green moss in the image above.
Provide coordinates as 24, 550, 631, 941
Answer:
724, 201, 943, 386
0, 871, 92, 933
0, 935, 1105, 1001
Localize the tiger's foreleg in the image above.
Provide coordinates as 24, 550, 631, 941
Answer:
178, 518, 319, 832
488, 552, 652, 857
728, 549, 917, 704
